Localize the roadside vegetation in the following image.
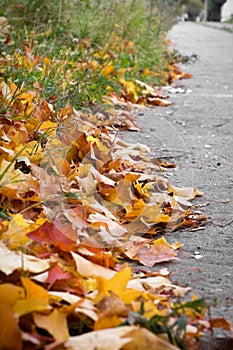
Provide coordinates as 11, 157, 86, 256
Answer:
1, 0, 180, 110
0, 1, 232, 349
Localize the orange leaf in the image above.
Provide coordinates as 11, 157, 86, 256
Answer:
0, 284, 25, 350
94, 314, 121, 330
147, 97, 171, 107
101, 65, 115, 77
0, 302, 22, 350
210, 318, 233, 331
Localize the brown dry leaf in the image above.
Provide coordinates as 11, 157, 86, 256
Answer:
138, 276, 191, 297
94, 293, 132, 330
210, 318, 233, 331
65, 326, 136, 350
97, 292, 131, 317
137, 243, 179, 267
122, 327, 179, 350
147, 97, 172, 107
124, 239, 149, 260
168, 186, 203, 200
76, 245, 115, 268
88, 212, 128, 237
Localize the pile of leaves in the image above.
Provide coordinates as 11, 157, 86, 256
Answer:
0, 15, 232, 350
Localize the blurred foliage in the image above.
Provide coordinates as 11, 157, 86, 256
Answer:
181, 0, 228, 21
1, 1, 181, 109
181, 0, 204, 20
207, 0, 228, 21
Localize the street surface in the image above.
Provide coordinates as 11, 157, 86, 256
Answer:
124, 21, 233, 321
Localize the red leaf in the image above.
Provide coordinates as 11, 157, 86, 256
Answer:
46, 264, 86, 295
27, 221, 76, 251
46, 265, 72, 286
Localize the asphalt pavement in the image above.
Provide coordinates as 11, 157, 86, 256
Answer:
123, 21, 233, 321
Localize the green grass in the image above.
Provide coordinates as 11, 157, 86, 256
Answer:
1, 0, 180, 110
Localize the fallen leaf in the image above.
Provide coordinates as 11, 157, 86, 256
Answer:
34, 308, 69, 341
138, 276, 191, 297
1, 214, 44, 249
153, 236, 183, 250
0, 302, 23, 350
27, 220, 77, 251
45, 264, 86, 295
122, 327, 179, 350
49, 291, 98, 321
0, 284, 24, 305
95, 268, 142, 303
13, 278, 50, 317
65, 326, 136, 350
71, 251, 116, 279
120, 78, 138, 102
94, 314, 122, 330
101, 64, 115, 78
0, 283, 25, 348
210, 318, 233, 331
167, 186, 203, 200
137, 243, 179, 267
147, 97, 172, 106
88, 212, 128, 237
0, 241, 50, 275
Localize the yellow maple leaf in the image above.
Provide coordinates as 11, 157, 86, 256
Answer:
95, 268, 141, 303
34, 308, 69, 341
153, 236, 183, 250
2, 215, 46, 249
14, 141, 44, 164
0, 284, 24, 305
13, 278, 50, 317
101, 64, 115, 78
119, 77, 138, 102
86, 134, 110, 153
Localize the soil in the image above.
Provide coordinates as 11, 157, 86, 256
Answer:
122, 21, 233, 325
